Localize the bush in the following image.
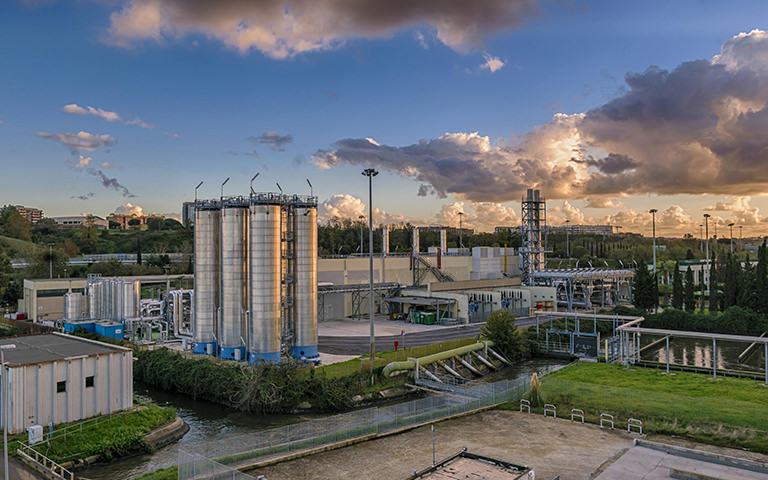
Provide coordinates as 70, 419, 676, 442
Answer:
481, 310, 537, 362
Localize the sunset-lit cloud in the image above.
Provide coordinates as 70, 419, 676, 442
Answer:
37, 131, 117, 152
102, 0, 540, 58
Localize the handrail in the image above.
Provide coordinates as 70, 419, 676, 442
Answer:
17, 443, 74, 480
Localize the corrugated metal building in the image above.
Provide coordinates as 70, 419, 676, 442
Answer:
0, 333, 132, 434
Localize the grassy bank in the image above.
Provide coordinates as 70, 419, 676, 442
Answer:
24, 403, 176, 465
512, 362, 768, 452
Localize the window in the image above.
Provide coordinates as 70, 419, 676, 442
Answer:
56, 381, 66, 393
85, 376, 94, 388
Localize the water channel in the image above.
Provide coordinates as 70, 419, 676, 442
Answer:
639, 335, 767, 375
82, 357, 567, 480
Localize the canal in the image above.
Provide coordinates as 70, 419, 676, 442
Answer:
82, 357, 567, 479
639, 334, 766, 375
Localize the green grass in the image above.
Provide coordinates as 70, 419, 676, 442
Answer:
0, 234, 39, 258
511, 362, 768, 452
316, 337, 479, 379
35, 403, 176, 463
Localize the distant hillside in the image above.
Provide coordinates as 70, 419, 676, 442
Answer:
0, 235, 39, 258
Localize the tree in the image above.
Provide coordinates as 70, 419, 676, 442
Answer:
0, 206, 31, 241
146, 217, 163, 231
684, 266, 696, 312
671, 261, 683, 309
481, 310, 536, 361
722, 253, 741, 310
109, 220, 120, 229
632, 262, 658, 312
128, 218, 142, 230
162, 218, 183, 230
79, 215, 98, 246
757, 240, 768, 314
709, 251, 719, 314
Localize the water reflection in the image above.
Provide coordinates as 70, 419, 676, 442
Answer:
640, 335, 764, 373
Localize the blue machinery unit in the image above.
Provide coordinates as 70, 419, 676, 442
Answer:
193, 191, 319, 362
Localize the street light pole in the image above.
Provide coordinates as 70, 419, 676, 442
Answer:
1, 344, 16, 480
458, 212, 464, 248
704, 214, 711, 288
649, 209, 657, 277
739, 225, 743, 251
565, 220, 570, 259
728, 223, 735, 254
362, 168, 379, 381
359, 215, 365, 255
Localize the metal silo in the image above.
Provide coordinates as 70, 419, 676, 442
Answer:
86, 283, 96, 319
193, 203, 220, 355
121, 281, 138, 320
248, 197, 282, 362
291, 202, 318, 359
219, 201, 248, 361
63, 291, 83, 320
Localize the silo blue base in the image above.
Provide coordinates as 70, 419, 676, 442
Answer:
219, 346, 246, 361
193, 342, 217, 355
291, 345, 319, 359
248, 351, 282, 363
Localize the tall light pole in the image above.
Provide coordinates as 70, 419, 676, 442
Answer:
728, 223, 735, 254
194, 181, 203, 202
458, 212, 464, 248
358, 215, 365, 255
220, 177, 230, 200
565, 220, 570, 258
1, 343, 16, 480
649, 209, 658, 277
47, 243, 54, 279
704, 214, 711, 288
699, 224, 704, 252
249, 173, 259, 195
362, 168, 378, 379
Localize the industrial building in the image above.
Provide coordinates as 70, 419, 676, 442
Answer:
0, 333, 133, 434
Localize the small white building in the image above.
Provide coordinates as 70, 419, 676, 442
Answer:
0, 333, 133, 434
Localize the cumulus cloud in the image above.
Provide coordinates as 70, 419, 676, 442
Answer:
62, 103, 154, 129
248, 131, 294, 151
114, 203, 143, 216
415, 31, 429, 50
319, 195, 519, 232
561, 201, 585, 223
37, 131, 117, 152
313, 30, 768, 202
102, 0, 539, 58
479, 53, 505, 73
705, 196, 766, 225
584, 197, 624, 209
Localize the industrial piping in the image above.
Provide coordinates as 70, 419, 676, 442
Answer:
381, 341, 496, 377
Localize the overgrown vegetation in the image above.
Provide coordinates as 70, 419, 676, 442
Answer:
37, 403, 175, 464
519, 362, 768, 453
481, 310, 538, 361
133, 348, 379, 413
612, 304, 768, 337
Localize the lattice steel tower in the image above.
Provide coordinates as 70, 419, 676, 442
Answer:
521, 189, 547, 285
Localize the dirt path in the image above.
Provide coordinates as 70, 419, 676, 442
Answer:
246, 410, 639, 480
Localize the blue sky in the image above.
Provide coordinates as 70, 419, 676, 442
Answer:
2, 0, 768, 236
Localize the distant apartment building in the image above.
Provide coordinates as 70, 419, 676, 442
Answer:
52, 216, 108, 229
546, 224, 614, 236
494, 226, 520, 235
182, 202, 195, 228
14, 205, 44, 224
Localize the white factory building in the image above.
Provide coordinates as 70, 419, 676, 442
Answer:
0, 333, 133, 434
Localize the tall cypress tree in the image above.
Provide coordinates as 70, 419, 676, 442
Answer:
672, 261, 683, 309
757, 240, 768, 313
709, 251, 719, 314
633, 262, 657, 312
684, 266, 696, 312
722, 253, 741, 309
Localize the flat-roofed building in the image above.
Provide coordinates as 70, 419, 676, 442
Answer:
14, 205, 43, 224
0, 333, 133, 434
52, 215, 108, 229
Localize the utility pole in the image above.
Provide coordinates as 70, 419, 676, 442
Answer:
704, 214, 711, 288
458, 212, 464, 248
650, 209, 658, 313
362, 168, 379, 382
358, 215, 365, 254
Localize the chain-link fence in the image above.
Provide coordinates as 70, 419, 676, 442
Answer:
178, 376, 532, 479
178, 451, 256, 480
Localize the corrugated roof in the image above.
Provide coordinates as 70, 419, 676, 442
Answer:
0, 333, 129, 366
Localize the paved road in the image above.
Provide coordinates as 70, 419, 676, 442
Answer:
319, 316, 542, 354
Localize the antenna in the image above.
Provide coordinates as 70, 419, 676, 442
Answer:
306, 178, 313, 198
195, 181, 204, 202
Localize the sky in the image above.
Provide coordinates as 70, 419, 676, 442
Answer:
3, 0, 768, 238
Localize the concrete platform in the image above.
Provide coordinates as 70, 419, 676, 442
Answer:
318, 316, 447, 337
595, 441, 768, 480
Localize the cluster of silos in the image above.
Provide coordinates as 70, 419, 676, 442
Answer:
83, 278, 139, 321
193, 192, 318, 363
